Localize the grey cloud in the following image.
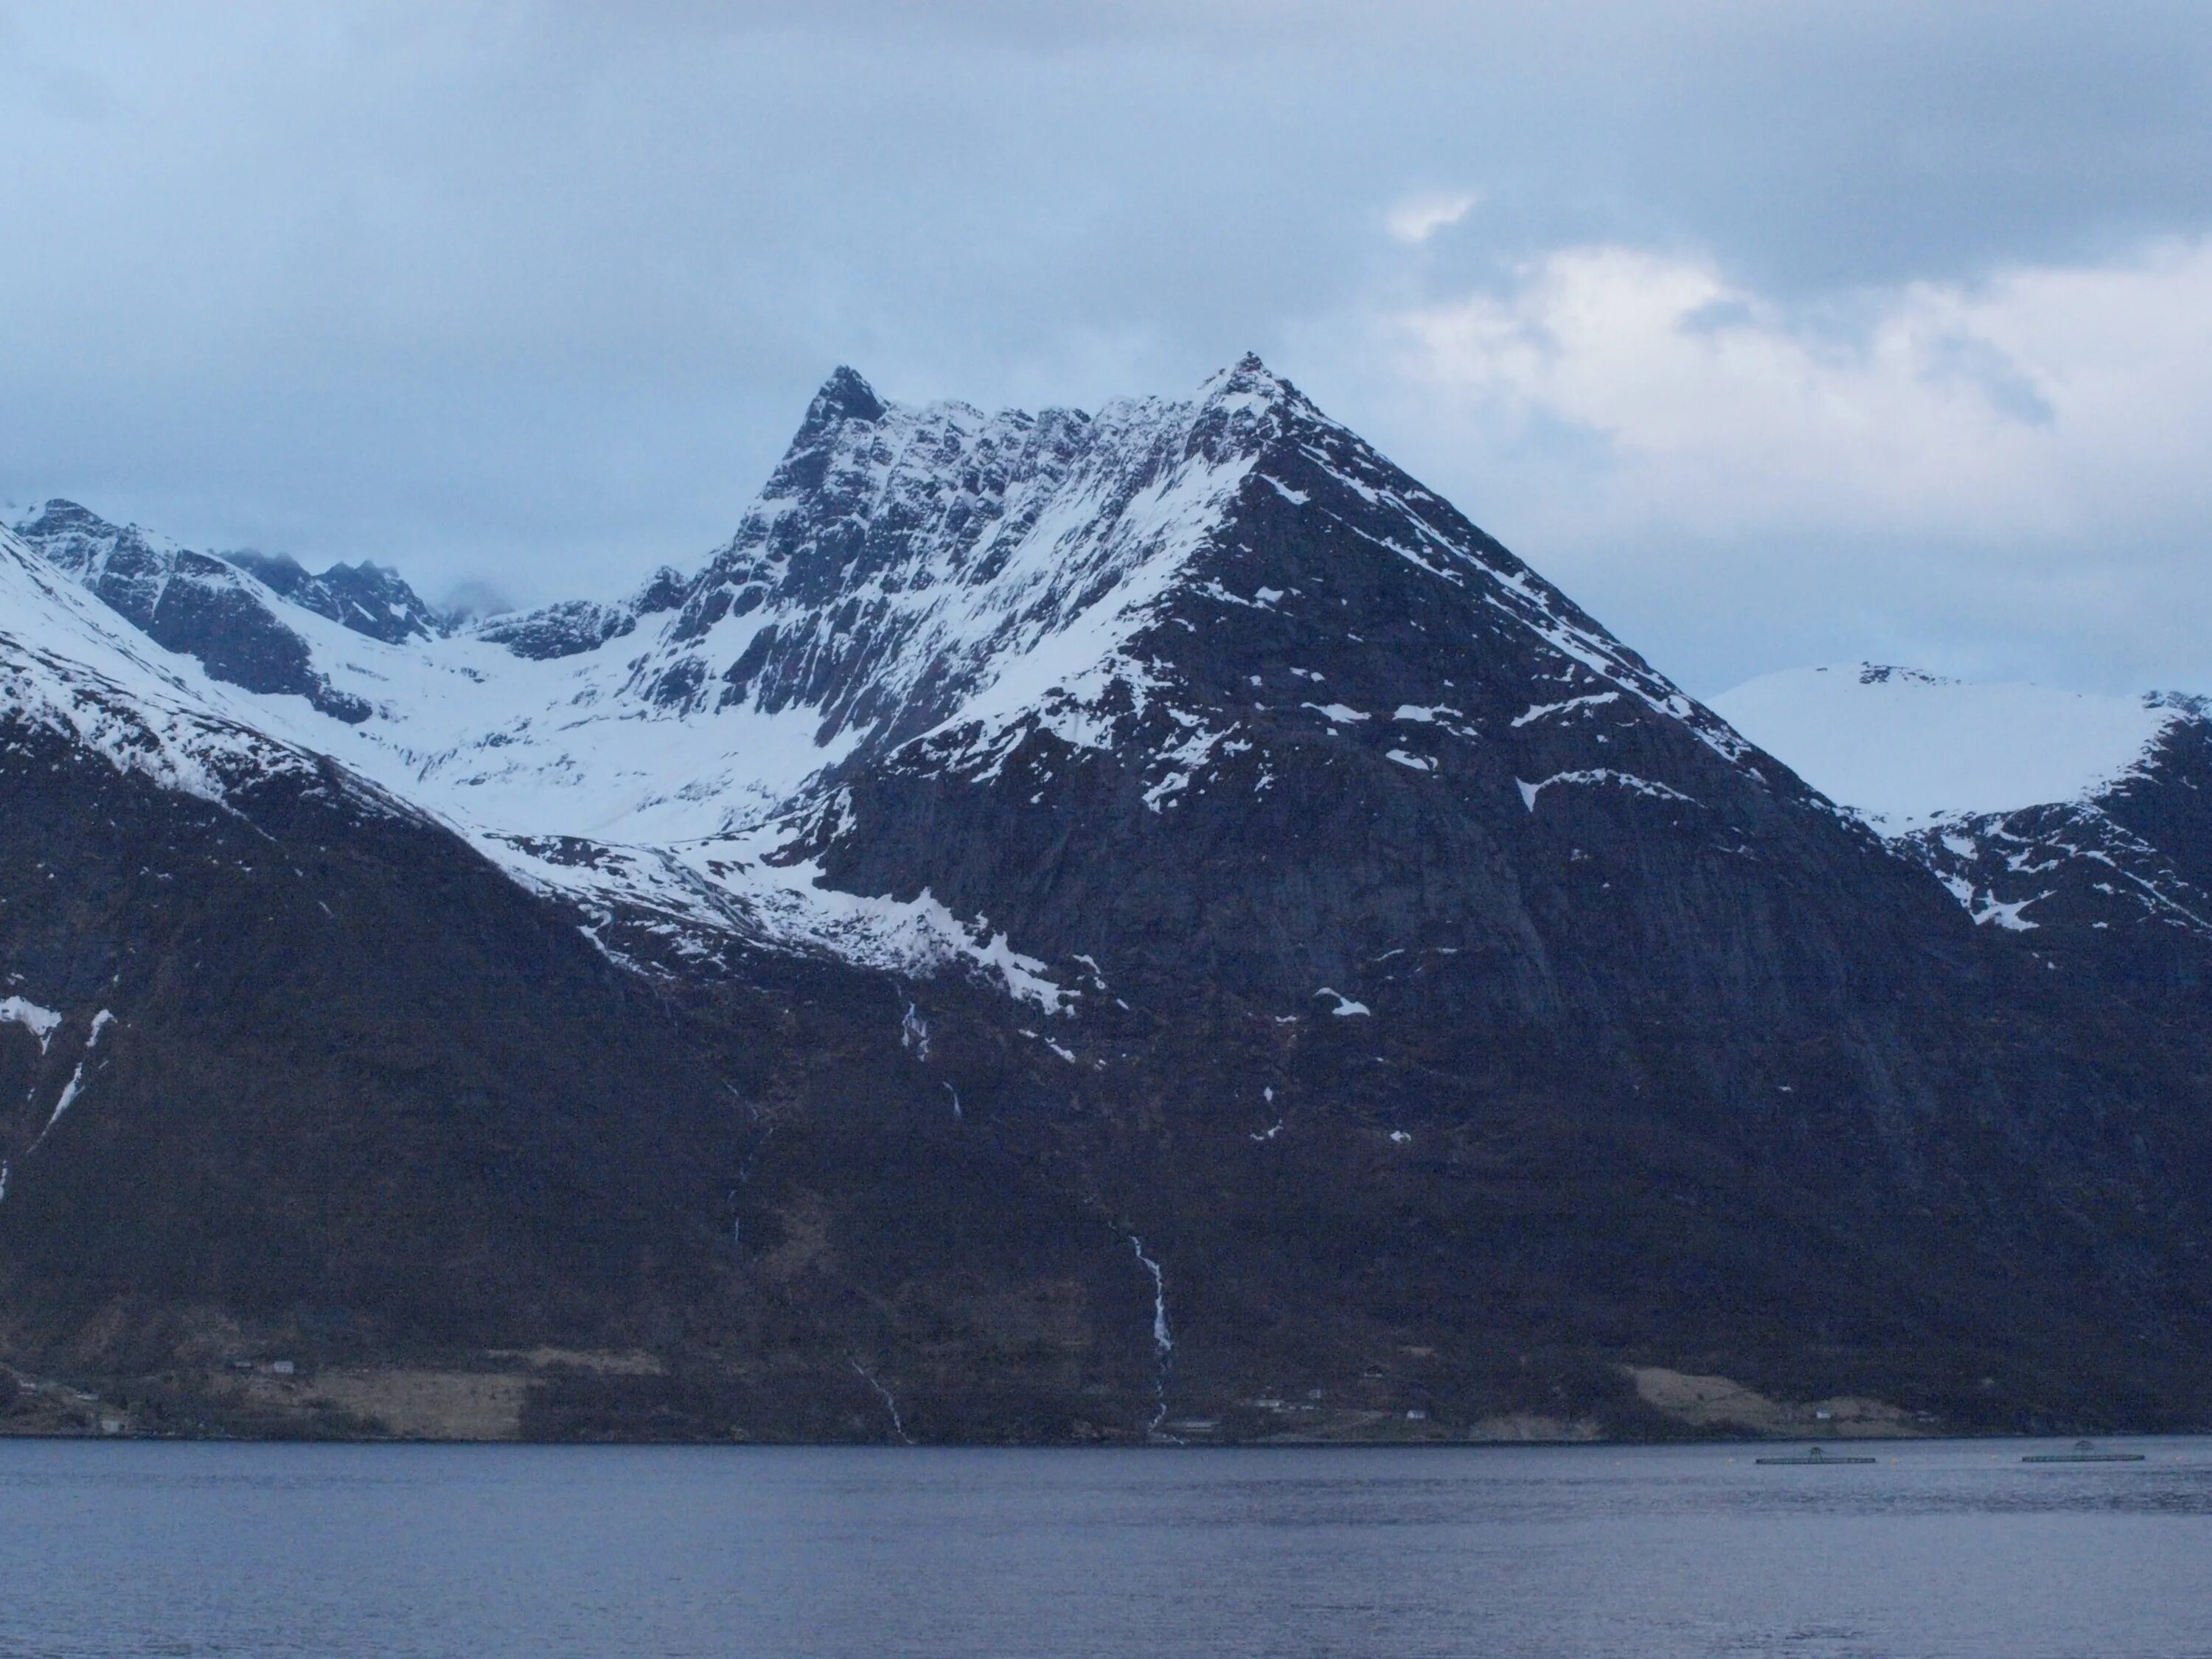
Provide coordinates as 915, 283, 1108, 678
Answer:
1920, 335, 2056, 429
1, 1, 2208, 687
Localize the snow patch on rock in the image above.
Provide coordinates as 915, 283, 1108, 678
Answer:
0, 996, 63, 1052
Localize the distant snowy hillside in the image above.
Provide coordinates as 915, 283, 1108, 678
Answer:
0, 524, 380, 811
1714, 664, 2212, 936
1711, 664, 2187, 832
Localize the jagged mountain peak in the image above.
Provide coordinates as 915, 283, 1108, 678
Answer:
755, 357, 1324, 537
804, 364, 889, 429
5, 362, 1809, 1009
222, 549, 445, 646
15, 497, 149, 538
11, 499, 185, 576
1192, 349, 1302, 417
633, 364, 1290, 738
437, 356, 1776, 860
11, 498, 444, 650
650, 359, 1564, 737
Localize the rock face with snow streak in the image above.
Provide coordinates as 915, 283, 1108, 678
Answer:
222, 547, 447, 645
8, 366, 2212, 1442
782, 360, 1951, 1029
1897, 710, 2212, 948
12, 501, 388, 722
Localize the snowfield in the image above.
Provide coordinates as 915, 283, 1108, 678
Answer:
1712, 664, 2194, 832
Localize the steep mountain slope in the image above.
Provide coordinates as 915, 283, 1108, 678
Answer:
8, 368, 2212, 1441
783, 361, 1950, 1026
12, 500, 394, 723
0, 521, 1172, 1440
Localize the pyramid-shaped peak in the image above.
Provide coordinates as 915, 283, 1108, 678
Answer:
803, 365, 887, 431
1198, 352, 1301, 407
1178, 353, 1332, 464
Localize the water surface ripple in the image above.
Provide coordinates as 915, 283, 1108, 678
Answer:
4, 1438, 2209, 1657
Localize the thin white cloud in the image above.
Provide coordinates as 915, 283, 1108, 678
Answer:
1362, 240, 2212, 544
1383, 190, 1478, 245
1280, 237, 2212, 694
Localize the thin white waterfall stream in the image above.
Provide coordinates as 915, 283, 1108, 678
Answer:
849, 1358, 914, 1444
1128, 1235, 1173, 1431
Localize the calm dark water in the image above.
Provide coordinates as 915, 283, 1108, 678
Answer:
2, 1438, 2209, 1658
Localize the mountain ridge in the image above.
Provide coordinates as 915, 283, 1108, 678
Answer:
8, 361, 2212, 1442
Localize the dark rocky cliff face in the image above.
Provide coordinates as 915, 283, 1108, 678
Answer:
222, 549, 445, 645
7, 367, 2212, 1441
805, 368, 1952, 1031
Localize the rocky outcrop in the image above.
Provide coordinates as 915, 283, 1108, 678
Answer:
12, 501, 375, 720
223, 548, 445, 644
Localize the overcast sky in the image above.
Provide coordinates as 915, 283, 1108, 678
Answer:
4, 1, 2211, 696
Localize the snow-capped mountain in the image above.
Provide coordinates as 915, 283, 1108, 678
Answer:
751, 358, 1935, 1024
10, 361, 2212, 1444
11, 357, 1851, 1012
0, 519, 389, 811
12, 500, 384, 723
14, 499, 445, 649
1714, 664, 2212, 939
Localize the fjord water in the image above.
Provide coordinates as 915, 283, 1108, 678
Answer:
4, 1441, 2208, 1658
